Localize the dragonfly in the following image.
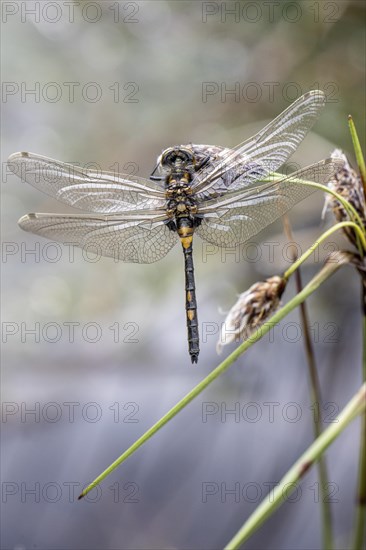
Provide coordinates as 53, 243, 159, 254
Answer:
8, 90, 343, 363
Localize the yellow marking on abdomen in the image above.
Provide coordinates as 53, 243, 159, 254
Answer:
187, 309, 195, 321
180, 235, 193, 249
178, 225, 193, 237
178, 225, 194, 249
187, 291, 192, 301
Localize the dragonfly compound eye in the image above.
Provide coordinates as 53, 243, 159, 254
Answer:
161, 147, 194, 168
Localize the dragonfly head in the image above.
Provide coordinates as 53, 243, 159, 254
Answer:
159, 146, 195, 170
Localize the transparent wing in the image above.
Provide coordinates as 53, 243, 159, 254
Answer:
8, 152, 166, 214
18, 212, 177, 263
196, 158, 344, 248
192, 90, 326, 200
181, 143, 227, 162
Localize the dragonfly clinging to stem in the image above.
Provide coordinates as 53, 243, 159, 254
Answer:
8, 90, 343, 363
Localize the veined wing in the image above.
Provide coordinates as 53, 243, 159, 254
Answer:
19, 211, 177, 263
8, 152, 166, 214
181, 143, 228, 164
196, 158, 344, 248
191, 90, 326, 200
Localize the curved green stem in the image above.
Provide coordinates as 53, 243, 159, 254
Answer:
225, 384, 366, 550
266, 172, 365, 232
284, 221, 366, 281
78, 258, 346, 500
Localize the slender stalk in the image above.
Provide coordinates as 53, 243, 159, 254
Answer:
78, 259, 346, 500
352, 314, 366, 550
348, 115, 366, 192
300, 296, 333, 550
349, 112, 366, 549
265, 173, 365, 231
283, 217, 333, 550
224, 384, 366, 550
284, 221, 366, 281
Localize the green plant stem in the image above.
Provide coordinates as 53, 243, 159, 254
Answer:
283, 216, 333, 549
352, 315, 366, 550
298, 285, 333, 550
78, 259, 346, 500
348, 115, 366, 192
284, 221, 366, 281
224, 384, 366, 550
266, 173, 365, 231
349, 113, 366, 550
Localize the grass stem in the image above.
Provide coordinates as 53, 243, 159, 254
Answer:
224, 384, 366, 550
348, 115, 366, 192
283, 216, 333, 550
351, 314, 366, 550
78, 258, 347, 500
284, 221, 366, 280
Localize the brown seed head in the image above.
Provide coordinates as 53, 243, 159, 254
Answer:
325, 149, 366, 247
217, 276, 286, 353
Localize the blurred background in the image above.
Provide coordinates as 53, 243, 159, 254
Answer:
1, 1, 365, 549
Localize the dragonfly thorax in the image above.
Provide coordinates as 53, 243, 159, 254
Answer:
165, 153, 198, 220
165, 186, 198, 220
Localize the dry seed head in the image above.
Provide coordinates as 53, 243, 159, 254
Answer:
324, 149, 366, 247
217, 275, 286, 353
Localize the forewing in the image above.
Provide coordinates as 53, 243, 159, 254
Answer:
8, 152, 166, 214
196, 158, 344, 248
192, 90, 326, 199
19, 212, 177, 263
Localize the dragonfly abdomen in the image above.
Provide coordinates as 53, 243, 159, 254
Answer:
177, 217, 200, 363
